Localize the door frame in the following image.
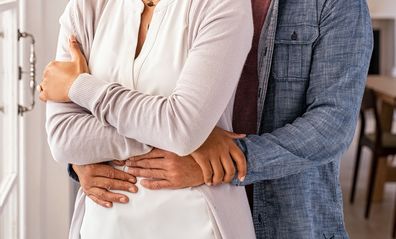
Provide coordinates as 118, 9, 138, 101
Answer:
0, 1, 20, 238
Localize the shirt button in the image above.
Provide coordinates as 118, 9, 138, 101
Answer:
258, 213, 263, 223
291, 31, 298, 40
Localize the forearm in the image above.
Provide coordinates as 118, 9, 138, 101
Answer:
46, 101, 152, 165
67, 1, 253, 156
236, 104, 358, 185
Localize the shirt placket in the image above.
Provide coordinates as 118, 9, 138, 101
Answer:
256, 0, 279, 134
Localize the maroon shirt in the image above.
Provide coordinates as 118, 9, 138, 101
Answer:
233, 0, 271, 134
233, 0, 271, 208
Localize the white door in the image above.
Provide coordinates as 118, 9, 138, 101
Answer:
0, 0, 19, 238
0, 0, 36, 238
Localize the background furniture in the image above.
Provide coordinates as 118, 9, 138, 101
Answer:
350, 88, 396, 219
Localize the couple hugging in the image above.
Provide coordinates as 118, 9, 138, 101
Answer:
38, 0, 373, 238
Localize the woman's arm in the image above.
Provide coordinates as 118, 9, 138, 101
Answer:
47, 1, 152, 165
66, 0, 254, 156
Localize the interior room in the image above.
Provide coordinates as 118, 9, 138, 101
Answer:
0, 0, 395, 238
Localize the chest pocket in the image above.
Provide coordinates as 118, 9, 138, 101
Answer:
272, 25, 319, 80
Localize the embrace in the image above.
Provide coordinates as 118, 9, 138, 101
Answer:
38, 0, 373, 238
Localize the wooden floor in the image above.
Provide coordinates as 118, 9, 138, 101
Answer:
341, 118, 396, 239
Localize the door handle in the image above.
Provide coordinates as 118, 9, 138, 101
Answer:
17, 30, 36, 116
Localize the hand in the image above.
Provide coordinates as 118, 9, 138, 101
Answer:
125, 149, 204, 190
39, 35, 89, 102
191, 127, 247, 186
73, 163, 138, 208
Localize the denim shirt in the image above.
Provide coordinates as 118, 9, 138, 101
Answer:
234, 0, 373, 238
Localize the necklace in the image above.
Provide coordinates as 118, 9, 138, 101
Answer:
143, 0, 159, 7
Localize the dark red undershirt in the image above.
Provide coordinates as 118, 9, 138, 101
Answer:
233, 0, 271, 209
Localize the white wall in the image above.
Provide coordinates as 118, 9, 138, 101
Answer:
21, 0, 71, 239
368, 0, 396, 76
368, 0, 396, 18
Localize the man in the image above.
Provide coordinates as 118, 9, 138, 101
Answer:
69, 0, 373, 238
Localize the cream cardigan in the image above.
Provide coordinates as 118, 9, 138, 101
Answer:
46, 0, 255, 238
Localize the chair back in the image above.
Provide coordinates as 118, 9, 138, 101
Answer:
360, 88, 383, 147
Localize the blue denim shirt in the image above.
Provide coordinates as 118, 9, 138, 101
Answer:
233, 0, 373, 238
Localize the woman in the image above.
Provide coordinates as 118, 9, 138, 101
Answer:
40, 0, 254, 238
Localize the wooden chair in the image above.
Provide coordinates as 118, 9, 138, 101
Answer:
349, 88, 396, 220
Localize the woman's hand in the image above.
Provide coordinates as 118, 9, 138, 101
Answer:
191, 127, 247, 186
39, 35, 89, 102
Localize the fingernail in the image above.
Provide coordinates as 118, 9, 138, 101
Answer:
105, 203, 112, 208
120, 197, 128, 203
129, 178, 136, 183
240, 176, 246, 182
129, 187, 137, 193
206, 182, 212, 186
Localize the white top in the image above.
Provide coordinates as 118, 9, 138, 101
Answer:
46, 0, 255, 238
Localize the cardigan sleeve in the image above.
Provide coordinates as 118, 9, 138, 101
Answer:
46, 1, 152, 165
68, 0, 254, 156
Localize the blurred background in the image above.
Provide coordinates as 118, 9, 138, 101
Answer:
0, 0, 395, 238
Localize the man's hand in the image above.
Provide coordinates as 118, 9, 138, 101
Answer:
191, 127, 247, 186
73, 163, 138, 208
125, 149, 204, 190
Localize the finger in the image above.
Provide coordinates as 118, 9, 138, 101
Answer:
230, 143, 247, 181
87, 194, 112, 208
125, 158, 166, 169
128, 168, 167, 180
87, 187, 129, 205
91, 177, 138, 193
141, 179, 173, 190
192, 154, 213, 186
38, 81, 47, 102
210, 157, 225, 186
69, 35, 84, 62
129, 148, 166, 161
91, 164, 136, 183
220, 154, 236, 183
39, 92, 47, 102
224, 130, 246, 139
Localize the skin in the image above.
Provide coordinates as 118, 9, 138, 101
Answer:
71, 129, 244, 208
40, 2, 247, 208
72, 163, 138, 208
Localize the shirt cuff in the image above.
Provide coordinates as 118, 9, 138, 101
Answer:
68, 73, 111, 112
67, 164, 80, 183
232, 138, 248, 186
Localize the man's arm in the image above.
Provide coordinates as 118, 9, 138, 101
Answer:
235, 0, 373, 185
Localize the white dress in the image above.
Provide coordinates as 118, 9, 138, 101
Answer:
47, 0, 256, 238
